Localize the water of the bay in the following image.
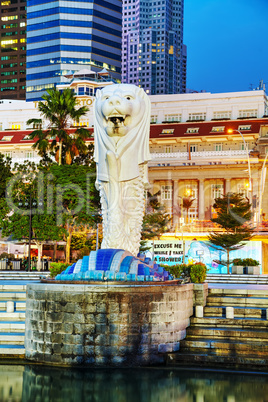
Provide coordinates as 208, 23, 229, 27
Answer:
1, 364, 268, 402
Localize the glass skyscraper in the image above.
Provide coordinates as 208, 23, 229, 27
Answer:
122, 0, 186, 95
0, 0, 26, 100
26, 0, 122, 101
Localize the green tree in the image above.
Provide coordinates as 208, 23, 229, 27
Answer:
208, 192, 254, 273
0, 153, 12, 199
1, 161, 65, 270
27, 88, 90, 165
49, 163, 100, 264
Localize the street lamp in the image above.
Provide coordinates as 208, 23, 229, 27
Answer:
18, 195, 37, 271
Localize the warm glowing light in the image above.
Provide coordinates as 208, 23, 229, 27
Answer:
227, 129, 233, 133
185, 189, 192, 196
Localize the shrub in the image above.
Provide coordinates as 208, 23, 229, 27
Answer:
161, 262, 208, 283
160, 264, 183, 278
189, 263, 208, 283
0, 253, 15, 260
232, 258, 259, 266
49, 262, 70, 278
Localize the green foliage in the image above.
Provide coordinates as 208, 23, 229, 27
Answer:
27, 88, 90, 165
0, 153, 12, 199
139, 240, 151, 253
49, 262, 70, 278
71, 232, 87, 250
1, 159, 100, 265
160, 262, 208, 283
211, 192, 252, 230
208, 192, 254, 273
0, 253, 15, 260
1, 161, 65, 244
189, 263, 208, 283
232, 258, 260, 266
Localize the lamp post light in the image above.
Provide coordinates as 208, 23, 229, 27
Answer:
18, 196, 37, 271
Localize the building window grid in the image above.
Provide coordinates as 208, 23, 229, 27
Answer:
164, 114, 181, 122
188, 112, 206, 121
211, 184, 224, 200
238, 109, 258, 118
215, 143, 223, 152
213, 111, 231, 119
161, 185, 172, 201
190, 144, 197, 153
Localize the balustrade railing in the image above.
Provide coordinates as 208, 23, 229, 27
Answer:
151, 149, 249, 160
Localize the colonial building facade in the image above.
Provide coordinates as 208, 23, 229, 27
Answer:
1, 86, 268, 232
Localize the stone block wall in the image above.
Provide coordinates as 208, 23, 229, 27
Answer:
25, 283, 193, 367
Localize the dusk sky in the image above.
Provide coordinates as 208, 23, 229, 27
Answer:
184, 0, 268, 93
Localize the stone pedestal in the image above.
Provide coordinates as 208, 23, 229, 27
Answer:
25, 283, 193, 367
247, 266, 260, 275
193, 283, 208, 307
232, 265, 244, 275
232, 265, 260, 275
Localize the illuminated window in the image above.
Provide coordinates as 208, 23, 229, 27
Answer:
1, 39, 18, 48
9, 122, 21, 130
1, 15, 18, 21
211, 126, 225, 132
1, 136, 13, 141
186, 127, 199, 133
238, 125, 251, 131
160, 129, 174, 135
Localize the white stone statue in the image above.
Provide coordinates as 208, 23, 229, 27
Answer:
94, 84, 151, 256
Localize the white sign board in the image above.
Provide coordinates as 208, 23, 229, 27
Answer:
152, 240, 184, 264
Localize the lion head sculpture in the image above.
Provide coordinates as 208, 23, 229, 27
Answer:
94, 84, 151, 183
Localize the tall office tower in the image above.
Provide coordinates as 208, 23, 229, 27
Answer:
26, 0, 122, 101
0, 0, 27, 100
122, 0, 186, 95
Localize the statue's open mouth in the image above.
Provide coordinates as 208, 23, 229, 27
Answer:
106, 114, 127, 126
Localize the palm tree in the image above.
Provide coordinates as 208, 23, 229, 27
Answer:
182, 196, 195, 223
27, 88, 89, 165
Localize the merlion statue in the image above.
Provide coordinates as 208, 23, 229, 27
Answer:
94, 84, 151, 256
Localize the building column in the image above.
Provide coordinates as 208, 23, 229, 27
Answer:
225, 178, 231, 194
173, 180, 179, 229
198, 179, 204, 220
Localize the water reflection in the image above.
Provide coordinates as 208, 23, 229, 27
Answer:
0, 364, 267, 402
